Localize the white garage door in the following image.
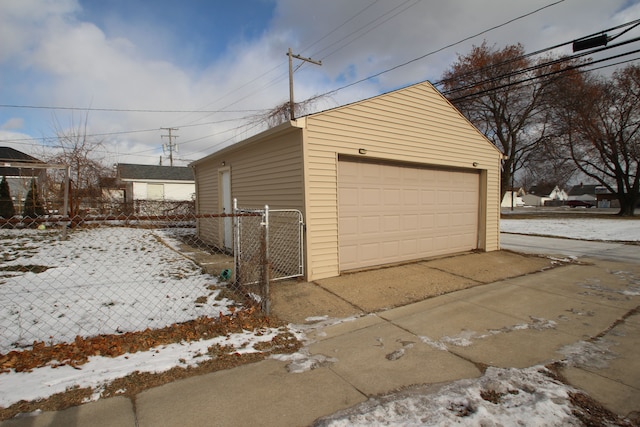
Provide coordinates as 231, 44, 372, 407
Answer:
338, 159, 479, 271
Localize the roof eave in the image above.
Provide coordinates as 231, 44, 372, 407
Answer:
190, 119, 304, 167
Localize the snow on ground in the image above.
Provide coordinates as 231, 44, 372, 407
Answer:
1, 227, 234, 352
0, 218, 636, 423
315, 365, 582, 426
501, 217, 640, 241
0, 327, 295, 407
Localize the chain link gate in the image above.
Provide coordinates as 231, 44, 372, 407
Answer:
233, 200, 304, 314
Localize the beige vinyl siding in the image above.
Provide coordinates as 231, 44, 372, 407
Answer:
225, 131, 304, 210
194, 164, 221, 247
303, 81, 501, 280
193, 128, 305, 248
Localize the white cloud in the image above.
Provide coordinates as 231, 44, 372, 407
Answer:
1, 118, 24, 130
0, 0, 79, 63
1, 0, 638, 165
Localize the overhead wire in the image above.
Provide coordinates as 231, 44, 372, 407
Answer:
5, 0, 627, 164
310, 0, 421, 61
446, 47, 640, 103
314, 0, 567, 98
0, 104, 265, 114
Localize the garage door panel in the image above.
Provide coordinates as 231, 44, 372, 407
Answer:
339, 159, 479, 271
383, 216, 401, 232
361, 215, 380, 233
383, 189, 400, 204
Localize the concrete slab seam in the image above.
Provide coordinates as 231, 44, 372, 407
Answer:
312, 280, 368, 313
590, 305, 640, 342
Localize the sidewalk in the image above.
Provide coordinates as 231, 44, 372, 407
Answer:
2, 253, 639, 426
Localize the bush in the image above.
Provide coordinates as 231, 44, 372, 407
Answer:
0, 176, 15, 219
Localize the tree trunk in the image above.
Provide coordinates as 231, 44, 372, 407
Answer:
617, 193, 638, 217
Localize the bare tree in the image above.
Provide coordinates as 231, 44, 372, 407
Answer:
550, 65, 640, 216
520, 142, 577, 191
440, 42, 558, 196
47, 112, 110, 217
259, 95, 330, 128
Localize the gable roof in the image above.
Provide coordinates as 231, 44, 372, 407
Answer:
192, 80, 502, 166
529, 183, 558, 196
0, 147, 44, 177
117, 163, 194, 182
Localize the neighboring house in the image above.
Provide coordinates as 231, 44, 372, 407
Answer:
116, 163, 195, 205
523, 184, 568, 207
594, 185, 618, 208
0, 147, 47, 214
501, 188, 525, 208
567, 183, 598, 203
191, 80, 503, 281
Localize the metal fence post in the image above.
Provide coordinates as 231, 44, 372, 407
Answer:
233, 198, 239, 286
262, 205, 271, 315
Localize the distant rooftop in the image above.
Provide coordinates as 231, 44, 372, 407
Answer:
117, 163, 194, 182
0, 147, 44, 177
568, 183, 599, 196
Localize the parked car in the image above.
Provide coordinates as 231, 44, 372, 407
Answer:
567, 200, 594, 208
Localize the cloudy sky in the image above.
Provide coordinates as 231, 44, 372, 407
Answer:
1, 0, 639, 166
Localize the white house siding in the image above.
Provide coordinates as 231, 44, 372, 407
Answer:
127, 181, 194, 201
303, 81, 502, 280
132, 182, 147, 200
164, 183, 194, 201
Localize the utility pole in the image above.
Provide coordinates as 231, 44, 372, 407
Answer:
287, 48, 321, 120
161, 127, 179, 167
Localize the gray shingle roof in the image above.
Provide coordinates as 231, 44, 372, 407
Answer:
0, 147, 44, 177
568, 184, 598, 196
117, 163, 194, 181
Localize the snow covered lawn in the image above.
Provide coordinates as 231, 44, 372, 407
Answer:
1, 226, 234, 353
500, 217, 640, 242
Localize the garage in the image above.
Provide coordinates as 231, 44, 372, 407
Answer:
192, 80, 501, 281
338, 158, 480, 271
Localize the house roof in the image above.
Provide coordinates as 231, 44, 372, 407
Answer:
568, 184, 599, 196
0, 147, 44, 177
529, 183, 557, 196
117, 163, 194, 182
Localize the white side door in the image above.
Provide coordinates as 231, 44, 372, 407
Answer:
220, 170, 233, 250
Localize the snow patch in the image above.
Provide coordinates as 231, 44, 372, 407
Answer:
271, 349, 337, 373
314, 366, 580, 426
559, 339, 618, 369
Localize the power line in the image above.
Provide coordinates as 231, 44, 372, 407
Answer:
0, 104, 266, 114
446, 45, 640, 103
311, 0, 421, 61
300, 0, 382, 55
315, 0, 567, 98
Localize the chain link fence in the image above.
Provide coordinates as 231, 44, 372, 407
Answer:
0, 201, 292, 354
0, 201, 304, 354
